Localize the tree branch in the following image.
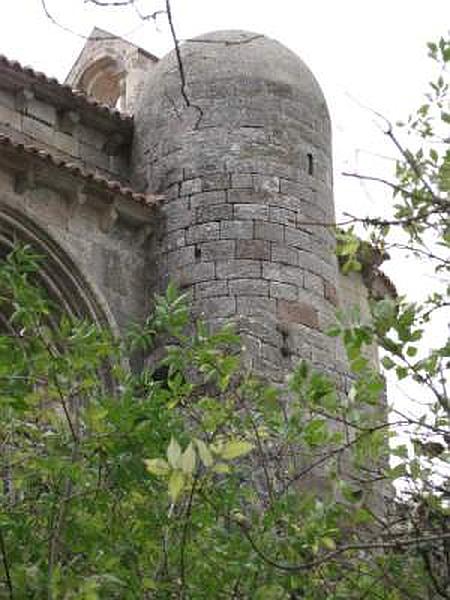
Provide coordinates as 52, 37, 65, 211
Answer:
238, 524, 450, 574
0, 528, 13, 599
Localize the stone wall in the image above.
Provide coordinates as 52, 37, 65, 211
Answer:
0, 158, 155, 333
65, 28, 158, 114
132, 31, 347, 383
0, 59, 132, 181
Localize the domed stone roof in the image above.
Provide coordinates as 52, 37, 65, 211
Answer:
173, 29, 330, 116
132, 30, 331, 193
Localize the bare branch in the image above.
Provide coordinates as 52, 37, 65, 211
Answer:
85, 0, 136, 6
0, 528, 13, 599
164, 0, 203, 127
238, 524, 450, 574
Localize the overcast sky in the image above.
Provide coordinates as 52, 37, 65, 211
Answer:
0, 1, 447, 271
0, 1, 448, 411
1, 1, 447, 218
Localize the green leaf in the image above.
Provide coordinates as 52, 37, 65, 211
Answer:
180, 442, 196, 475
195, 439, 213, 467
392, 444, 408, 459
322, 536, 336, 550
389, 463, 408, 479
255, 585, 288, 599
327, 325, 341, 337
144, 458, 170, 476
220, 439, 254, 460
212, 463, 230, 474
381, 356, 395, 370
395, 366, 408, 380
167, 437, 182, 468
168, 470, 185, 502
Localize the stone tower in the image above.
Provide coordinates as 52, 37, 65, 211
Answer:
0, 28, 392, 379
132, 31, 342, 382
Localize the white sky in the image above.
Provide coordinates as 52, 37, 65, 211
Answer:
0, 0, 448, 416
0, 0, 447, 286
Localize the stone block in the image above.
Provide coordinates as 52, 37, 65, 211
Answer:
277, 299, 319, 329
165, 183, 180, 201
271, 193, 303, 212
271, 243, 299, 266
163, 198, 190, 217
165, 166, 184, 186
259, 341, 283, 365
234, 203, 268, 220
324, 281, 339, 306
304, 271, 325, 295
0, 104, 21, 129
77, 124, 106, 150
27, 98, 56, 126
175, 261, 215, 286
186, 222, 220, 244
231, 173, 253, 189
0, 88, 15, 110
196, 203, 232, 223
202, 172, 230, 191
180, 178, 202, 196
252, 356, 286, 383
284, 226, 312, 249
79, 142, 109, 171
269, 205, 296, 227
195, 295, 236, 318
262, 262, 303, 287
234, 315, 282, 347
22, 115, 54, 146
297, 250, 326, 276
165, 207, 194, 232
220, 220, 254, 240
269, 281, 299, 301
167, 245, 195, 268
279, 178, 305, 197
228, 278, 269, 296
254, 220, 284, 242
236, 296, 277, 317
236, 239, 270, 260
164, 230, 186, 250
252, 174, 280, 193
190, 190, 226, 209
216, 259, 261, 279
195, 280, 229, 298
198, 239, 235, 261
227, 190, 258, 204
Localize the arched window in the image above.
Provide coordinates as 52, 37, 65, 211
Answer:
78, 56, 126, 109
0, 205, 111, 327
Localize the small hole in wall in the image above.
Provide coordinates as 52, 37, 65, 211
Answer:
307, 153, 314, 176
195, 246, 201, 261
280, 329, 291, 358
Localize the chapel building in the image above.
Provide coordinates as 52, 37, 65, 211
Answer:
0, 28, 394, 383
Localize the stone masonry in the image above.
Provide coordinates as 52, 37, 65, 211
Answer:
0, 27, 394, 382
132, 30, 344, 383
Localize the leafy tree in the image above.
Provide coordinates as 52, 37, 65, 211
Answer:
0, 7, 449, 597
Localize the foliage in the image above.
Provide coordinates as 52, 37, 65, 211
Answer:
0, 19, 449, 599
0, 242, 447, 599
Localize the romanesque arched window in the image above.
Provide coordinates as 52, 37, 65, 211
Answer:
78, 56, 126, 109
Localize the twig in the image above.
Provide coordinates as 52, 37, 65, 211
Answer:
41, 0, 146, 41
0, 528, 13, 599
165, 0, 189, 109
85, 0, 135, 5
179, 475, 199, 598
238, 525, 450, 574
165, 0, 203, 128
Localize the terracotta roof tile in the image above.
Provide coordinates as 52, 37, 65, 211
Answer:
0, 132, 161, 207
0, 54, 133, 125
